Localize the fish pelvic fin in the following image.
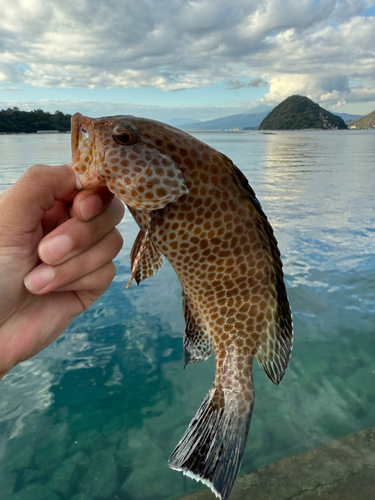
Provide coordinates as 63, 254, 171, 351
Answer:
127, 214, 164, 288
182, 291, 212, 367
168, 382, 254, 500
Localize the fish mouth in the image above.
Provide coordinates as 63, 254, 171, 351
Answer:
71, 113, 106, 189
71, 112, 94, 163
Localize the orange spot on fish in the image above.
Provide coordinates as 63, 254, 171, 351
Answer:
156, 188, 167, 197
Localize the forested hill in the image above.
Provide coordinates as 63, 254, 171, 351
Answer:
259, 96, 348, 130
0, 108, 71, 133
348, 110, 375, 129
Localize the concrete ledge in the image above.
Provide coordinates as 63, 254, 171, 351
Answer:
178, 426, 375, 500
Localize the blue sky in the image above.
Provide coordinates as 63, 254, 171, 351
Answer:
0, 0, 374, 121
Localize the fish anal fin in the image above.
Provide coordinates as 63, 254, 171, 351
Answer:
182, 292, 212, 367
127, 229, 164, 288
256, 300, 293, 385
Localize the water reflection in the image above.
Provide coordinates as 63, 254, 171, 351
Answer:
262, 131, 375, 275
0, 134, 71, 193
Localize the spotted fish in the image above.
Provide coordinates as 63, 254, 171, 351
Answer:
71, 113, 293, 500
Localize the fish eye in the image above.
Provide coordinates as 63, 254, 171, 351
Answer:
114, 130, 137, 146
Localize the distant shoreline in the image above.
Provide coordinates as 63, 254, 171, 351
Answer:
0, 131, 71, 135
186, 128, 375, 132
1, 128, 374, 136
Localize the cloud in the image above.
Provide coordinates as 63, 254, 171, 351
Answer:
226, 77, 269, 89
0, 0, 374, 108
263, 74, 352, 105
0, 62, 24, 83
0, 87, 20, 92
260, 12, 375, 106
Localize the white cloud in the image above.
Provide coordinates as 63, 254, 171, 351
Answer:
0, 0, 374, 108
0, 87, 20, 92
226, 77, 269, 89
260, 13, 375, 107
263, 74, 352, 105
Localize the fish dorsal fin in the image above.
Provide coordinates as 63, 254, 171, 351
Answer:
182, 291, 212, 367
126, 217, 164, 288
221, 153, 264, 215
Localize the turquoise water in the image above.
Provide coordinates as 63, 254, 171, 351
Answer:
0, 130, 374, 500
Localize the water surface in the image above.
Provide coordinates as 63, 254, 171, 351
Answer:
0, 130, 374, 500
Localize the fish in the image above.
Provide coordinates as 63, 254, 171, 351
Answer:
70, 112, 293, 500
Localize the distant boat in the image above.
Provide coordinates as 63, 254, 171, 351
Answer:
36, 130, 59, 134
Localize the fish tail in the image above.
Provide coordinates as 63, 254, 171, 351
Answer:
168, 383, 254, 500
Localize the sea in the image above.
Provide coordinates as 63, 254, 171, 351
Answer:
0, 129, 374, 500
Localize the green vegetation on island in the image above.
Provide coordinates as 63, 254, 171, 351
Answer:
0, 108, 71, 133
348, 110, 375, 129
259, 95, 348, 130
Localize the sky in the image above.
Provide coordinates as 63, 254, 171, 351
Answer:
0, 0, 375, 122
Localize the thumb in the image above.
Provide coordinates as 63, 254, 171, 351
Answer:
0, 164, 77, 233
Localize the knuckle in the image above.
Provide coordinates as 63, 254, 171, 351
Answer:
112, 228, 124, 249
111, 197, 125, 222
106, 261, 117, 280
24, 164, 48, 186
105, 229, 123, 260
91, 263, 117, 296
103, 263, 117, 288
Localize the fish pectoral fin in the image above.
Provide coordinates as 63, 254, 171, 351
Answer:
182, 291, 212, 367
127, 229, 164, 288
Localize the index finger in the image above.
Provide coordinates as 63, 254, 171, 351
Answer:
0, 164, 76, 235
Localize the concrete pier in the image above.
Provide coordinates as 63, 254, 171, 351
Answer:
178, 426, 375, 500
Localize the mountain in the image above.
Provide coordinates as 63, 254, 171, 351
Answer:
167, 103, 361, 131
181, 107, 274, 130
259, 96, 348, 130
332, 112, 363, 123
167, 118, 201, 127
347, 110, 375, 129
245, 104, 274, 114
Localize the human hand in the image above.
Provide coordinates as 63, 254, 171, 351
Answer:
0, 164, 124, 379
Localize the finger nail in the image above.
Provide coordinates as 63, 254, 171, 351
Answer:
24, 265, 55, 292
40, 234, 72, 263
80, 195, 103, 221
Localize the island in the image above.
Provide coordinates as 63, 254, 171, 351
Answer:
259, 96, 348, 130
348, 110, 375, 129
0, 108, 71, 134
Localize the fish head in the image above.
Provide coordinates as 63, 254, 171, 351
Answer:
71, 113, 188, 210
